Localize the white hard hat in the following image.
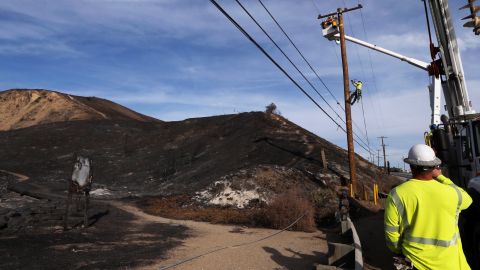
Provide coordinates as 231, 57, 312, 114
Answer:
404, 144, 441, 167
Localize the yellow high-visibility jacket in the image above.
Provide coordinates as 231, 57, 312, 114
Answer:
384, 175, 473, 270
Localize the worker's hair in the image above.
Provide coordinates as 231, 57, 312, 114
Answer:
410, 165, 435, 175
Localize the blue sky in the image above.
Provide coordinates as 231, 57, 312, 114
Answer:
0, 0, 479, 169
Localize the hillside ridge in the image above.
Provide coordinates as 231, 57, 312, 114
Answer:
0, 89, 159, 131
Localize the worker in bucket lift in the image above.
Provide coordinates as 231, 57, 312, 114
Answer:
350, 79, 363, 105
384, 144, 472, 270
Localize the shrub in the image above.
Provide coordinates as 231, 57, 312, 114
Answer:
140, 191, 317, 232
265, 103, 278, 114
310, 188, 338, 226
262, 188, 316, 232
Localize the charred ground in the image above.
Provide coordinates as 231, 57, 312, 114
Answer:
0, 89, 401, 269
0, 90, 400, 221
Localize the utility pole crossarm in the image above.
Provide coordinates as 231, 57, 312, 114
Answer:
318, 4, 362, 19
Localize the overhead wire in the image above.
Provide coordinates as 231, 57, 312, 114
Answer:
341, 0, 368, 82
255, 0, 373, 153
356, 0, 388, 161
269, 0, 369, 144
258, 0, 342, 108
209, 0, 373, 154
235, 0, 372, 151
309, 0, 346, 124
306, 0, 373, 155
357, 0, 386, 133
308, 0, 340, 63
340, 0, 373, 160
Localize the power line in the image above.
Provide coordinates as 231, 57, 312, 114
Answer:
359, 97, 371, 161
339, 0, 375, 159
341, 0, 368, 81
357, 0, 386, 132
275, 0, 370, 147
340, 0, 372, 140
209, 0, 373, 155
311, 0, 371, 150
254, 0, 372, 152
258, 0, 342, 109
234, 0, 372, 151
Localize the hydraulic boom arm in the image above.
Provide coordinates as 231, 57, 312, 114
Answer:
322, 27, 443, 124
427, 0, 474, 117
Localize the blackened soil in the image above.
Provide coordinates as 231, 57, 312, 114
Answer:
0, 112, 400, 196
0, 200, 189, 270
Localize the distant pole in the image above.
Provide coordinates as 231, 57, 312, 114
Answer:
403, 156, 406, 171
378, 136, 388, 171
318, 4, 362, 196
377, 149, 381, 167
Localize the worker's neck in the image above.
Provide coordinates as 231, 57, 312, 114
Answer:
412, 173, 434, 181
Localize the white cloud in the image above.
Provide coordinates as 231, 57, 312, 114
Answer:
0, 22, 49, 41
0, 0, 478, 169
0, 42, 83, 56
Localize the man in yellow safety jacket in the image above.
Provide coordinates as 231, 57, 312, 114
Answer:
350, 80, 363, 105
384, 144, 472, 270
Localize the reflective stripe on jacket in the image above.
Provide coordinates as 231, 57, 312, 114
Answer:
384, 175, 473, 270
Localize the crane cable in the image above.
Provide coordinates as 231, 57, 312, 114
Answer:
235, 0, 372, 151
209, 0, 373, 154
257, 0, 372, 153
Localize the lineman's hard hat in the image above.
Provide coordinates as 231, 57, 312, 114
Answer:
404, 144, 441, 167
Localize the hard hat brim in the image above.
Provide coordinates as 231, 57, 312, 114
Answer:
403, 157, 441, 167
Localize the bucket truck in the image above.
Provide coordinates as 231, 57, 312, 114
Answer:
320, 0, 480, 268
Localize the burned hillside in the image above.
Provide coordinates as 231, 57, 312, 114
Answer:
0, 89, 400, 222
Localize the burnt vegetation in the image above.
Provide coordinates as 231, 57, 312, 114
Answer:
0, 89, 400, 232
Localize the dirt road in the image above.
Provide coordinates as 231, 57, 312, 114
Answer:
113, 201, 328, 270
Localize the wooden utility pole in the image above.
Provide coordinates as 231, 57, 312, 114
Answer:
319, 4, 362, 196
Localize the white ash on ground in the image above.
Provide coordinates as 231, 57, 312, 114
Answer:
193, 164, 326, 209
90, 188, 112, 197
194, 180, 269, 209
